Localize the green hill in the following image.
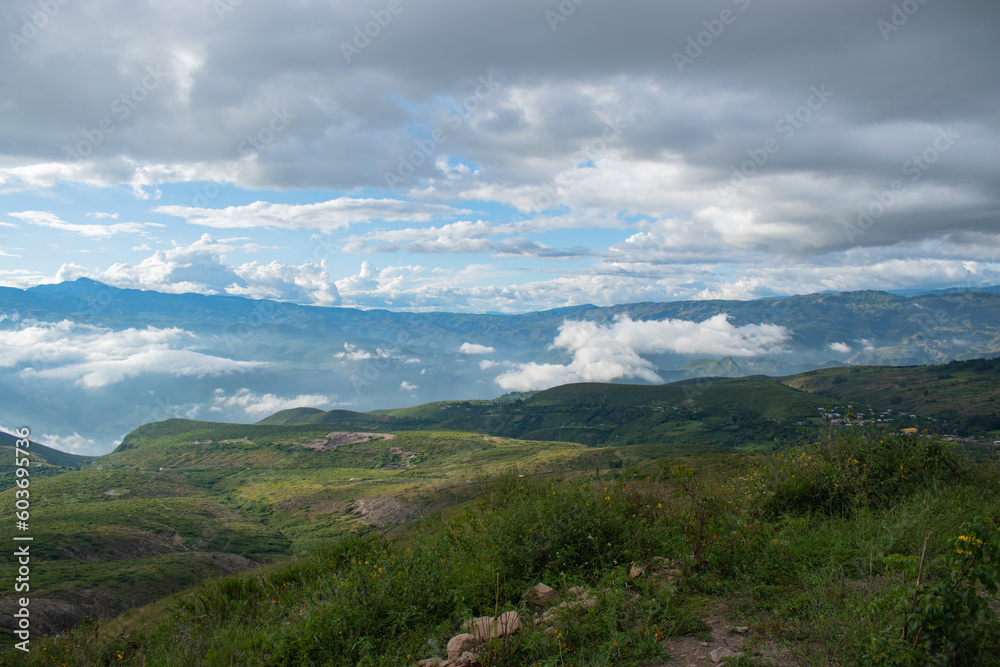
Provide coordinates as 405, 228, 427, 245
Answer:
324, 377, 833, 449
289, 359, 1000, 443
14, 427, 1000, 666
0, 430, 94, 468
0, 420, 608, 634
7, 358, 1000, 644
780, 357, 1000, 433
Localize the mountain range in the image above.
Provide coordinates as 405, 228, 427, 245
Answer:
2, 278, 1000, 455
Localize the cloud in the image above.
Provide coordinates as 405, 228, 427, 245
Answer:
1, 0, 999, 313
153, 199, 467, 232
55, 234, 341, 305
209, 388, 334, 418
400, 381, 418, 391
332, 343, 407, 362
496, 315, 790, 391
460, 342, 496, 355
829, 342, 852, 354
37, 432, 101, 455
2, 321, 261, 388
479, 360, 498, 370
9, 211, 162, 238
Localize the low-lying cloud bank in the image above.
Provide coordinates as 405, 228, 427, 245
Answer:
0, 320, 261, 388
495, 315, 789, 391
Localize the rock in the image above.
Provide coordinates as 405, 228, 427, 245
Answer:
446, 634, 478, 661
522, 582, 560, 607
451, 652, 483, 667
709, 647, 744, 663
700, 641, 710, 647
629, 562, 645, 579
418, 660, 446, 667
462, 616, 492, 641
732, 625, 749, 634
461, 611, 521, 642
567, 585, 587, 598
494, 610, 521, 637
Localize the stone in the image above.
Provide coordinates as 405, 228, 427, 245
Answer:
629, 562, 645, 579
494, 610, 521, 637
732, 625, 749, 634
522, 582, 560, 607
446, 634, 478, 661
451, 652, 483, 667
709, 646, 744, 663
461, 611, 521, 642
567, 585, 587, 598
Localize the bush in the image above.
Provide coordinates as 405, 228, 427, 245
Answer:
867, 519, 1000, 666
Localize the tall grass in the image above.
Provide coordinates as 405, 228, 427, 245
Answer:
12, 429, 1000, 666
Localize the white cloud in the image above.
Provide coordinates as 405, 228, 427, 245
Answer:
333, 343, 406, 362
496, 315, 790, 391
9, 211, 162, 238
1, 320, 261, 388
226, 260, 340, 306
479, 360, 498, 370
55, 234, 341, 306
460, 342, 496, 355
400, 381, 418, 391
209, 388, 334, 418
829, 342, 852, 354
153, 198, 467, 232
38, 432, 100, 455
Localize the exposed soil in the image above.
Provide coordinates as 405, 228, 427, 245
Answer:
652, 607, 806, 666
300, 432, 395, 450
351, 495, 430, 527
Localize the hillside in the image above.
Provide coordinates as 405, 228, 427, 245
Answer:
5, 358, 1000, 648
12, 428, 1000, 666
0, 431, 94, 469
0, 420, 609, 634
780, 357, 1000, 432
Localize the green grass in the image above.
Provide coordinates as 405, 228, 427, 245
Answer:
12, 428, 1000, 665
0, 426, 611, 636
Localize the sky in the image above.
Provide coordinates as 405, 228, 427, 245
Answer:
1, 0, 999, 313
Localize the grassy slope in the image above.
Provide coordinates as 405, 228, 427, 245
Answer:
367, 376, 831, 449
0, 421, 611, 636
781, 357, 1000, 428
14, 429, 1000, 666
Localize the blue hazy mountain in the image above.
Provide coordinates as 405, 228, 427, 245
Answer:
2, 279, 999, 455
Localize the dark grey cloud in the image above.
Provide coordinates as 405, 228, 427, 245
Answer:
0, 0, 997, 262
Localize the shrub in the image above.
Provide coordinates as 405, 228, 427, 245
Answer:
867, 519, 1000, 666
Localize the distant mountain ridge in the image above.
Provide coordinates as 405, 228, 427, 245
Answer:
4, 278, 1000, 455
